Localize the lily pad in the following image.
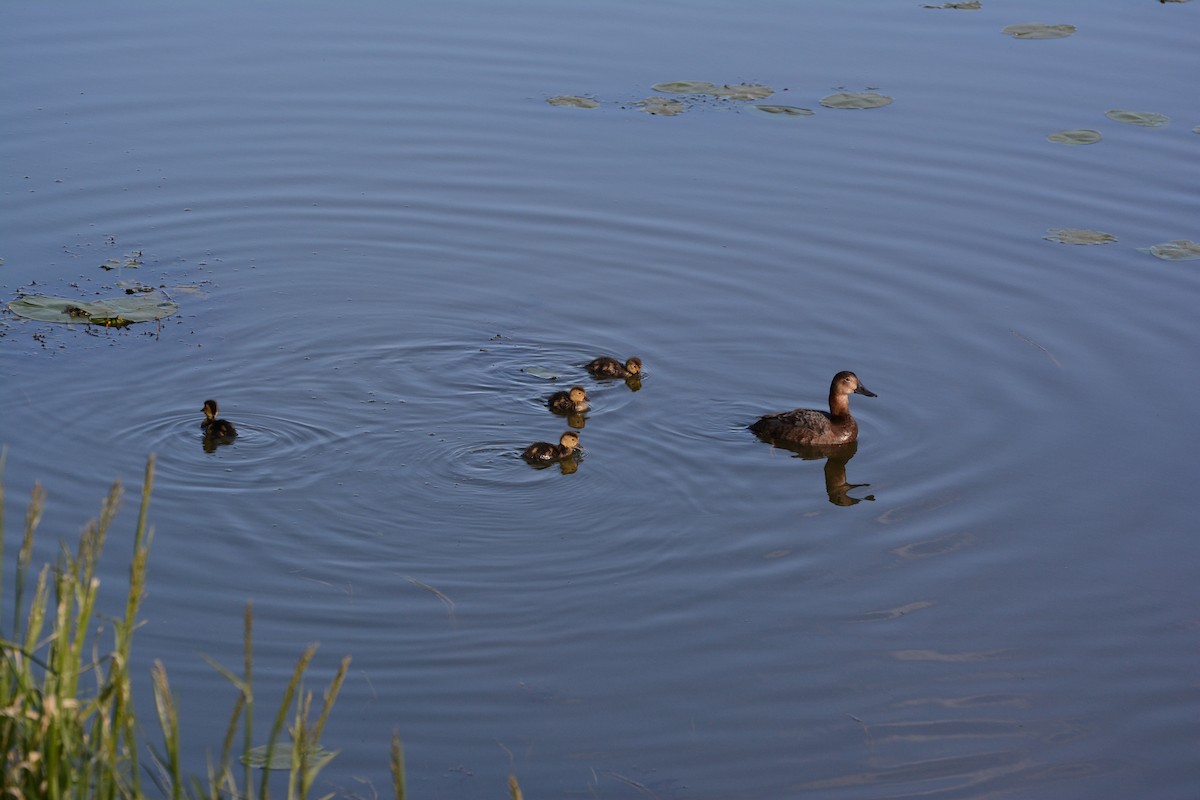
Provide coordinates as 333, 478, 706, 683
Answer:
1147, 240, 1200, 261
651, 82, 773, 101
820, 92, 893, 110
753, 105, 815, 117
709, 84, 773, 100
547, 95, 599, 109
1048, 129, 1101, 145
652, 81, 719, 95
8, 291, 178, 327
1105, 109, 1169, 127
1044, 229, 1117, 245
1002, 23, 1076, 39
636, 97, 686, 116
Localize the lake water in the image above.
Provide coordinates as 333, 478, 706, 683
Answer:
2, 1, 1199, 797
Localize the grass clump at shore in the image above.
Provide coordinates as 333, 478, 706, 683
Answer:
0, 453, 416, 799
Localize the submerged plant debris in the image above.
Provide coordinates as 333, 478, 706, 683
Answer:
1146, 240, 1200, 261
819, 92, 893, 110
1105, 109, 1169, 127
8, 291, 179, 327
243, 743, 337, 771
1001, 23, 1076, 39
1044, 229, 1117, 245
753, 105, 815, 117
636, 96, 686, 116
546, 95, 599, 109
922, 2, 982, 8
1048, 129, 1101, 145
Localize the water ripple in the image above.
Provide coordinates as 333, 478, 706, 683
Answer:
148, 410, 341, 493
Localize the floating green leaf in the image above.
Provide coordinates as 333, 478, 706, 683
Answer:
547, 95, 599, 109
1048, 129, 1101, 145
753, 105, 815, 117
651, 82, 773, 100
820, 92, 893, 110
1105, 109, 1169, 127
1044, 229, 1117, 245
710, 84, 773, 100
1147, 240, 1200, 261
8, 291, 178, 326
636, 96, 686, 116
1002, 23, 1076, 39
652, 81, 718, 95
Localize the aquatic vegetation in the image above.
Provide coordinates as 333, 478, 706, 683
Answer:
652, 80, 719, 94
8, 291, 178, 327
1001, 23, 1076, 39
636, 96, 686, 116
1105, 109, 1169, 127
546, 95, 598, 109
1146, 240, 1200, 261
819, 92, 893, 109
1047, 129, 1101, 145
652, 81, 774, 100
1043, 229, 1117, 245
753, 105, 815, 117
0, 455, 528, 799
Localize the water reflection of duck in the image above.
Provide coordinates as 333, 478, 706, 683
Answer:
759, 439, 874, 506
522, 431, 580, 462
586, 355, 642, 379
547, 386, 589, 414
750, 371, 875, 446
200, 399, 237, 438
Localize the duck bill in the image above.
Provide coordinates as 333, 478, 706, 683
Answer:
855, 384, 877, 398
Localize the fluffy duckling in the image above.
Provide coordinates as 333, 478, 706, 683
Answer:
522, 431, 581, 462
200, 399, 238, 437
586, 355, 642, 379
547, 385, 589, 414
750, 371, 875, 446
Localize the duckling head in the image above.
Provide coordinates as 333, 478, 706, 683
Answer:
202, 399, 220, 420
568, 386, 588, 404
559, 431, 581, 450
624, 357, 643, 376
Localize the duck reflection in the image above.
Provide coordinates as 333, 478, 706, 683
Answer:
754, 437, 874, 506
201, 429, 237, 453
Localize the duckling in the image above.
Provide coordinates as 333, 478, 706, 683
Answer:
586, 355, 642, 379
547, 385, 589, 414
200, 399, 238, 437
750, 371, 876, 446
522, 431, 581, 461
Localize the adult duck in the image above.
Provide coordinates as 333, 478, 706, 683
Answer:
750, 371, 875, 446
